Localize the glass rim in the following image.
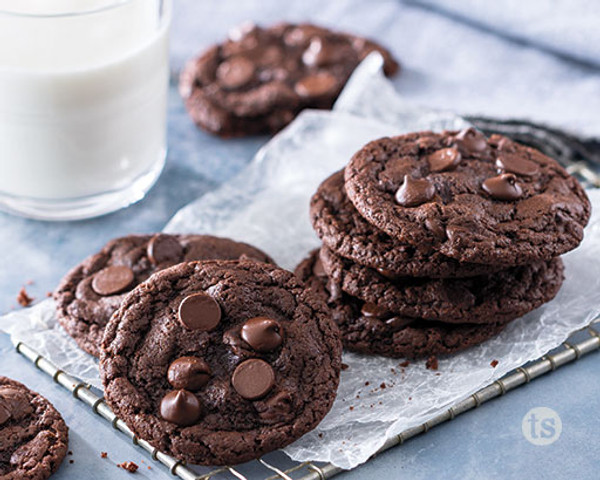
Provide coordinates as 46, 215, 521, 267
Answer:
0, 0, 149, 19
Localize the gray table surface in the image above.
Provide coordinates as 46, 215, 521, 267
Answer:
1, 2, 599, 478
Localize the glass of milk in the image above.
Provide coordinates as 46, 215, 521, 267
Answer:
0, 0, 171, 220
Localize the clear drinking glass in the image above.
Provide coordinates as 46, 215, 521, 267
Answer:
0, 0, 171, 220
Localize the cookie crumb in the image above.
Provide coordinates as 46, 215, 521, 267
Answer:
46, 291, 53, 297
68, 451, 73, 456
148, 466, 152, 470
318, 433, 323, 438
100, 452, 108, 458
17, 287, 34, 307
364, 381, 370, 386
399, 360, 410, 368
69, 460, 74, 464
117, 462, 139, 473
26, 279, 34, 285
490, 359, 499, 368
349, 406, 354, 411
380, 382, 387, 389
426, 355, 438, 371
341, 363, 349, 371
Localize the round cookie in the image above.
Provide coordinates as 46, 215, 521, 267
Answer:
295, 250, 508, 358
54, 234, 274, 358
179, 22, 399, 137
100, 260, 341, 466
344, 130, 591, 265
311, 170, 502, 278
0, 377, 69, 480
319, 246, 564, 324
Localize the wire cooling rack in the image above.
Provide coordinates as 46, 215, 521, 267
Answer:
14, 120, 600, 479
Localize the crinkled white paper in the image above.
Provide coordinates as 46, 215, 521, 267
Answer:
1, 54, 599, 470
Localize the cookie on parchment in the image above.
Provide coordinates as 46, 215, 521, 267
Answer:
100, 260, 341, 465
0, 377, 69, 480
295, 250, 509, 358
319, 246, 565, 325
54, 234, 274, 357
344, 130, 591, 265
180, 22, 399, 137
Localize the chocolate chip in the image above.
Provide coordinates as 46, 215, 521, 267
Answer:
241, 317, 284, 352
395, 175, 435, 207
385, 316, 415, 331
302, 38, 334, 66
0, 404, 10, 425
0, 387, 33, 422
231, 359, 275, 400
455, 127, 488, 155
159, 390, 202, 426
147, 234, 183, 266
312, 257, 327, 278
178, 293, 221, 331
167, 357, 211, 391
216, 56, 256, 89
427, 147, 461, 172
91, 266, 134, 296
360, 302, 389, 319
496, 153, 540, 177
376, 268, 401, 280
482, 173, 523, 201
294, 72, 337, 98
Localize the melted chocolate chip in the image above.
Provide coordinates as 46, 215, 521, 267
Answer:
0, 387, 33, 423
231, 359, 275, 400
160, 390, 202, 426
91, 265, 134, 296
376, 268, 401, 281
258, 391, 293, 423
482, 173, 523, 201
427, 147, 461, 172
294, 72, 337, 98
0, 404, 9, 425
361, 302, 389, 319
455, 127, 488, 155
395, 175, 435, 207
241, 317, 284, 352
147, 234, 184, 266
178, 293, 221, 331
385, 316, 415, 331
496, 154, 540, 177
312, 257, 327, 278
167, 357, 211, 391
302, 38, 336, 67
216, 56, 256, 90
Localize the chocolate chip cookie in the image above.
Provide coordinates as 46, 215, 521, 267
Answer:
54, 234, 274, 358
319, 246, 564, 324
179, 22, 399, 137
344, 129, 591, 265
100, 260, 341, 465
311, 170, 502, 278
0, 377, 69, 480
295, 250, 508, 358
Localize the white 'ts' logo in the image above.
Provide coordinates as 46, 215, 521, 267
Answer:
522, 407, 562, 446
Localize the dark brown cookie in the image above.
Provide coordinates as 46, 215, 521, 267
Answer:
0, 377, 69, 480
344, 130, 591, 265
100, 260, 341, 466
179, 22, 399, 137
319, 246, 564, 324
311, 170, 503, 278
54, 234, 274, 357
295, 250, 508, 358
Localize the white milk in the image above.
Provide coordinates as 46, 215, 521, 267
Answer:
0, 0, 170, 200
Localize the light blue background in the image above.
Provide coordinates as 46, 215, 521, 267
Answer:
1, 1, 598, 478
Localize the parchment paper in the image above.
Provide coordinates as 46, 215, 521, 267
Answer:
1, 54, 599, 470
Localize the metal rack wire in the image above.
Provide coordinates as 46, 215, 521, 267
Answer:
13, 120, 600, 479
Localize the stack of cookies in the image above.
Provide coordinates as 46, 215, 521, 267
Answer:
300, 128, 591, 359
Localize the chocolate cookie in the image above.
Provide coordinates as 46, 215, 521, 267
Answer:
179, 23, 398, 137
100, 260, 341, 465
295, 251, 508, 358
319, 246, 564, 324
54, 234, 274, 358
344, 130, 591, 265
311, 170, 502, 278
0, 377, 69, 480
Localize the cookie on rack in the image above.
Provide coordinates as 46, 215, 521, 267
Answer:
179, 22, 399, 137
54, 234, 274, 357
319, 246, 565, 324
100, 259, 341, 465
0, 376, 69, 480
344, 129, 591, 265
295, 250, 509, 358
